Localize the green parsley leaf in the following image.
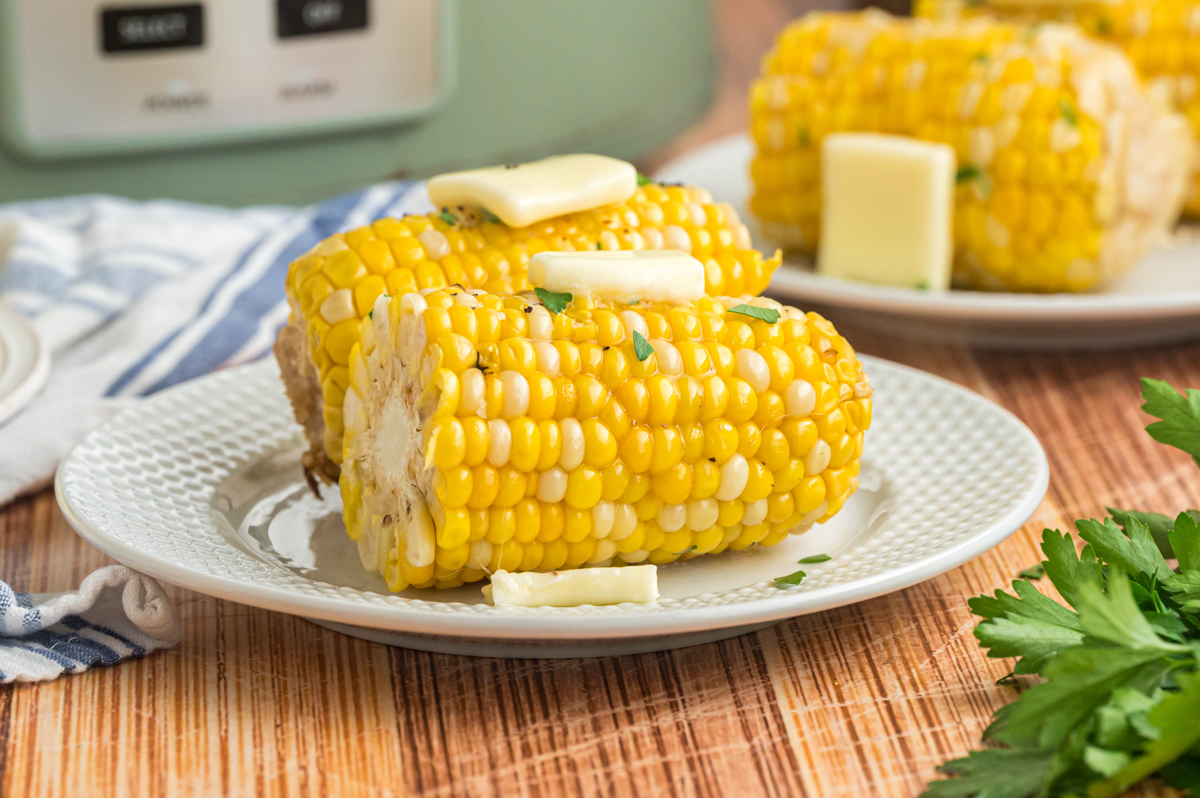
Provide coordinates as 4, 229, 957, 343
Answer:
1083, 746, 1133, 778
1141, 377, 1200, 466
1108, 506, 1193, 560
632, 330, 654, 362
534, 287, 572, 314
1059, 99, 1078, 126
797, 126, 811, 147
1095, 16, 1113, 35
727, 304, 781, 324
1161, 757, 1200, 792
1041, 528, 1103, 610
915, 280, 930, 291
1019, 563, 1045, 580
1088, 672, 1200, 798
481, 208, 501, 224
1163, 570, 1200, 613
988, 646, 1174, 750
774, 569, 806, 588
596, 242, 602, 250
1074, 567, 1187, 651
1075, 516, 1173, 584
1169, 511, 1200, 572
971, 577, 1084, 675
637, 173, 652, 186
798, 554, 831, 564
923, 749, 1054, 797
438, 210, 456, 226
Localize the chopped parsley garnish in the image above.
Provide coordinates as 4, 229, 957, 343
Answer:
632, 330, 654, 362
637, 173, 653, 186
797, 126, 811, 147
924, 377, 1200, 798
971, 51, 990, 64
367, 293, 390, 320
774, 570, 806, 588
1095, 17, 1112, 35
915, 280, 930, 291
956, 165, 983, 183
727, 304, 781, 324
534, 287, 572, 314
596, 242, 602, 250
481, 208, 501, 224
955, 165, 993, 198
438, 210, 456, 226
1059, 98, 1078, 126
798, 554, 831, 564
1018, 563, 1045, 580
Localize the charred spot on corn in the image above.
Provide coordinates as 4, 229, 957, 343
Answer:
728, 304, 781, 324
632, 330, 654, 361
534, 287, 572, 314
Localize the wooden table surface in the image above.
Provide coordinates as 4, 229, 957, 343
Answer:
0, 2, 1191, 796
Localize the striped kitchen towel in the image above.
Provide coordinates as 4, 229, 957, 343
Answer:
0, 182, 433, 680
0, 566, 181, 683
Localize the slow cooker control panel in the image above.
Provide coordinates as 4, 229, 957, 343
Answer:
5, 0, 445, 157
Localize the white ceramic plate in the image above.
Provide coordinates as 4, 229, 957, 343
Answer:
56, 358, 1047, 658
656, 134, 1200, 349
0, 304, 49, 426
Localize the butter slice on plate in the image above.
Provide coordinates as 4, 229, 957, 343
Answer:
427, 154, 638, 229
817, 133, 955, 291
528, 250, 706, 304
483, 565, 659, 608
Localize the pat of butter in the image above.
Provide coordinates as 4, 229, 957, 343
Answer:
528, 250, 705, 304
817, 133, 955, 291
426, 154, 637, 229
483, 565, 659, 608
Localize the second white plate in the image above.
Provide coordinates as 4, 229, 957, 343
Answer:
56, 357, 1047, 658
656, 134, 1200, 349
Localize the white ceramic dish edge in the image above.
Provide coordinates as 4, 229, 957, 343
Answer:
56, 356, 1049, 643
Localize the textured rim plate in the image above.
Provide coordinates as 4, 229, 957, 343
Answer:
56, 357, 1047, 654
655, 134, 1200, 349
0, 304, 49, 427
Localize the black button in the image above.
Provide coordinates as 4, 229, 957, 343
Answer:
277, 0, 368, 38
101, 4, 204, 53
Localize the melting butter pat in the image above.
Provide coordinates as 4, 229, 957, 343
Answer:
483, 565, 659, 608
528, 250, 705, 304
426, 154, 637, 228
817, 133, 955, 291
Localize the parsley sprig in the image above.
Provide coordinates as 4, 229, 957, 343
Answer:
727, 304, 781, 324
924, 378, 1200, 798
534, 287, 571, 314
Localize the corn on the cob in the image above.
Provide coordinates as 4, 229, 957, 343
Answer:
916, 0, 1200, 215
748, 10, 1193, 292
275, 179, 780, 484
340, 285, 870, 591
